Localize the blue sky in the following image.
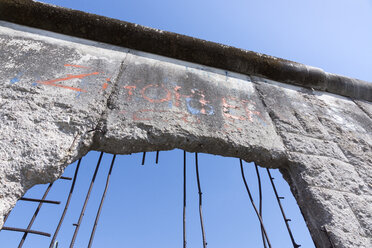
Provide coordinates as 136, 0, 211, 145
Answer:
1, 1, 371, 247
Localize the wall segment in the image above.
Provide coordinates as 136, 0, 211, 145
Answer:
0, 5, 371, 248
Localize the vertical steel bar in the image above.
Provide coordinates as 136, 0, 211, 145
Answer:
239, 159, 272, 248
255, 163, 267, 248
88, 154, 117, 248
70, 152, 104, 248
156, 151, 159, 164
3, 212, 10, 225
266, 169, 300, 248
142, 152, 146, 165
183, 151, 187, 248
18, 182, 54, 248
49, 158, 82, 248
195, 153, 207, 248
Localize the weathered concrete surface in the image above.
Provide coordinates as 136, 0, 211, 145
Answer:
0, 22, 126, 227
254, 78, 372, 247
1, 0, 372, 102
0, 22, 371, 248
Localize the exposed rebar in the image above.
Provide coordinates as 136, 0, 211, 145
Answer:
195, 153, 207, 248
49, 158, 82, 248
88, 154, 117, 248
255, 163, 267, 248
142, 152, 146, 165
19, 197, 60, 205
266, 169, 300, 248
183, 150, 187, 248
70, 152, 104, 248
60, 176, 72, 180
1, 227, 51, 237
239, 159, 272, 248
156, 151, 159, 164
18, 182, 54, 247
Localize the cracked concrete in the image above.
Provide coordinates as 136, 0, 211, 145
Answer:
0, 21, 371, 248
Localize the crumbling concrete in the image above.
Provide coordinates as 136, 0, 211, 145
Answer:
0, 7, 371, 248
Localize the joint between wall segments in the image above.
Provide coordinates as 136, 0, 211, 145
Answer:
250, 76, 287, 154
352, 99, 372, 120
92, 51, 131, 139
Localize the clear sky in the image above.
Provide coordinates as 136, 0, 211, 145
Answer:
1, 1, 371, 247
38, 0, 372, 82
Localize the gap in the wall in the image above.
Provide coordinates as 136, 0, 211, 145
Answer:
0, 149, 315, 248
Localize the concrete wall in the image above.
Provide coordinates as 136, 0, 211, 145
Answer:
0, 21, 371, 247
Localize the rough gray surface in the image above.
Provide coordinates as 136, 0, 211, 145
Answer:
0, 0, 371, 101
0, 22, 371, 248
254, 78, 372, 247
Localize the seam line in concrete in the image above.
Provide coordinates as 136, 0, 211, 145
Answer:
352, 99, 372, 120
249, 76, 287, 158
288, 151, 350, 164
344, 197, 369, 238
93, 51, 131, 139
308, 185, 372, 197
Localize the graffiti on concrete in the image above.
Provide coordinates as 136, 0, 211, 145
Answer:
8, 63, 267, 128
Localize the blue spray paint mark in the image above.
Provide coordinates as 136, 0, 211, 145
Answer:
168, 101, 173, 109
255, 116, 268, 126
32, 76, 41, 87
186, 98, 214, 116
10, 72, 23, 84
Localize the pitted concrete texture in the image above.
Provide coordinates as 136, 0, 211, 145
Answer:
0, 22, 371, 248
254, 78, 372, 247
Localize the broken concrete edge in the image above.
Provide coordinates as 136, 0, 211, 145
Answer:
0, 0, 371, 102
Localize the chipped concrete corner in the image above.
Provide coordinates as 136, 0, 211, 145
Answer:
0, 20, 371, 248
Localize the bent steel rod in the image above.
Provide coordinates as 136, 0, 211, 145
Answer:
183, 151, 187, 248
266, 169, 300, 248
195, 153, 207, 248
88, 154, 117, 248
156, 151, 160, 164
2, 227, 51, 237
142, 152, 146, 165
239, 159, 272, 248
70, 152, 104, 248
18, 182, 54, 248
255, 163, 267, 248
19, 197, 60, 205
49, 158, 82, 248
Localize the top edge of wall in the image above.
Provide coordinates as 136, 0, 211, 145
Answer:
0, 0, 371, 102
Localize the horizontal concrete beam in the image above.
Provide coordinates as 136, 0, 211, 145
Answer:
0, 0, 371, 102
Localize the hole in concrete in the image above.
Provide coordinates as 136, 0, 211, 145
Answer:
0, 149, 315, 247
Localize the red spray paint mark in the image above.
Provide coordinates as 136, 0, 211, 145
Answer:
36, 72, 99, 92
64, 64, 90, 69
141, 84, 172, 103
102, 82, 109, 90
123, 86, 136, 101
36, 81, 87, 92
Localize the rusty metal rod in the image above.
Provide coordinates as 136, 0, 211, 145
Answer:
88, 154, 117, 248
3, 212, 10, 225
255, 163, 267, 248
266, 169, 300, 248
60, 176, 72, 180
183, 150, 187, 248
70, 152, 104, 248
142, 152, 146, 165
19, 197, 60, 205
49, 158, 82, 248
1, 227, 51, 237
240, 159, 272, 248
195, 153, 207, 248
156, 151, 159, 164
18, 183, 54, 248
